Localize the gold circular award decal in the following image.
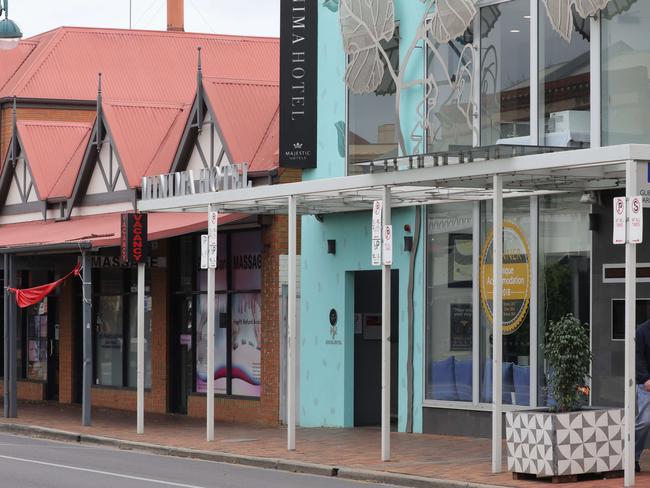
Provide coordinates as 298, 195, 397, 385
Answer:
479, 221, 531, 335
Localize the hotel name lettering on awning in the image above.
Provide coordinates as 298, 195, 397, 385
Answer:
141, 163, 251, 201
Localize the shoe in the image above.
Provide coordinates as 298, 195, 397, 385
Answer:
636, 461, 641, 473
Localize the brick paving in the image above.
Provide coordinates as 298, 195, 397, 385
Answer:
0, 402, 648, 488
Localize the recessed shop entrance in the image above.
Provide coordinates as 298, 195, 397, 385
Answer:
353, 270, 399, 426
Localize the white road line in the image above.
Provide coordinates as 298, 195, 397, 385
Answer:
0, 454, 210, 488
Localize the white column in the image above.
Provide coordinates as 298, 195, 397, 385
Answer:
590, 15, 602, 149
624, 161, 637, 487
287, 195, 297, 451
492, 175, 503, 474
529, 0, 539, 145
382, 186, 392, 462
530, 196, 539, 408
137, 261, 145, 434
206, 205, 216, 442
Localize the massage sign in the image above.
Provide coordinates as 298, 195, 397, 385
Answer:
479, 222, 531, 335
121, 213, 149, 266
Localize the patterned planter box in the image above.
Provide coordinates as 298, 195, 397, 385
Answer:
505, 409, 624, 477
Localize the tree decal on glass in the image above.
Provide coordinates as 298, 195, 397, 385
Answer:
542, 0, 612, 42
340, 0, 478, 156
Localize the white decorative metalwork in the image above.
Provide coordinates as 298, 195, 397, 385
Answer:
340, 0, 478, 156
340, 0, 396, 94
429, 0, 477, 44
542, 0, 613, 42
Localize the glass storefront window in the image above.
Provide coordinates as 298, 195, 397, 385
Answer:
538, 194, 590, 406
347, 33, 399, 174
425, 203, 474, 402
26, 301, 48, 381
480, 197, 532, 406
195, 293, 228, 394
602, 2, 650, 145
96, 295, 123, 386
539, 1, 590, 147
480, 0, 531, 146
426, 29, 475, 152
127, 296, 152, 389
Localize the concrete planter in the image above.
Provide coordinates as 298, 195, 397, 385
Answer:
505, 409, 624, 477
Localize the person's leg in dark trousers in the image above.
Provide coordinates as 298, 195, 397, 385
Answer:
636, 385, 650, 467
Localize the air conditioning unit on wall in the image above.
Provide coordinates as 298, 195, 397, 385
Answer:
549, 110, 590, 134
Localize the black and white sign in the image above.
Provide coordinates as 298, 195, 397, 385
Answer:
200, 234, 208, 269
382, 225, 393, 266
613, 197, 626, 245
629, 196, 644, 244
208, 211, 218, 268
279, 0, 317, 169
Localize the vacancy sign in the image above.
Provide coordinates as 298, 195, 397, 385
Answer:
629, 196, 644, 244
613, 196, 643, 244
371, 200, 382, 266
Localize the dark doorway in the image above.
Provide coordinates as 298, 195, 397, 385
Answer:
353, 270, 399, 426
171, 296, 195, 414
45, 297, 59, 401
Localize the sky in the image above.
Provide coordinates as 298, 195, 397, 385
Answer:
11, 0, 280, 39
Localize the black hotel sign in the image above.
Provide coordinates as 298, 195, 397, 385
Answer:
120, 213, 149, 265
279, 0, 317, 169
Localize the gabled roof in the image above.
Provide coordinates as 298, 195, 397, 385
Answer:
102, 100, 189, 187
0, 41, 38, 94
202, 77, 279, 171
16, 120, 93, 199
1, 27, 279, 104
250, 108, 280, 172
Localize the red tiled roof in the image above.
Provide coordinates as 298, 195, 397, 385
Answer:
251, 108, 280, 172
0, 211, 246, 249
102, 101, 189, 188
203, 77, 279, 171
1, 27, 279, 104
17, 120, 93, 199
0, 41, 38, 94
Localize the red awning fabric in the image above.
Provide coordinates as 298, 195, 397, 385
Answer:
8, 263, 81, 308
0, 212, 247, 250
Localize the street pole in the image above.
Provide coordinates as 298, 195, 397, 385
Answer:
287, 195, 297, 451
206, 205, 216, 442
381, 186, 391, 462
624, 160, 637, 487
136, 261, 145, 434
492, 174, 503, 473
3, 253, 9, 418
8, 253, 16, 418
82, 251, 92, 426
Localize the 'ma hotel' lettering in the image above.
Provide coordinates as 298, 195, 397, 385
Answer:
291, 0, 306, 122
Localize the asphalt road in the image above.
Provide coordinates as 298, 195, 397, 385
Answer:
0, 433, 400, 488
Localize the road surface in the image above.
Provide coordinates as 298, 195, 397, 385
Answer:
0, 433, 398, 487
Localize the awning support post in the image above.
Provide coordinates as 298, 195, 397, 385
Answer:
624, 160, 637, 487
3, 253, 15, 418
3, 253, 8, 418
82, 251, 92, 426
492, 174, 503, 473
136, 261, 145, 434
382, 185, 391, 462
207, 205, 216, 442
287, 195, 297, 451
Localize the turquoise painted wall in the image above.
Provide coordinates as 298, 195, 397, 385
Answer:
299, 1, 428, 432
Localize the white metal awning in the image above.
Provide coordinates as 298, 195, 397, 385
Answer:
137, 144, 650, 215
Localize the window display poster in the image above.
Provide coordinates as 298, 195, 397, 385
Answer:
231, 293, 261, 397
195, 294, 228, 394
450, 303, 472, 351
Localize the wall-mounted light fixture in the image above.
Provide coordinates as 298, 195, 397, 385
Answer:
327, 239, 336, 255
404, 236, 413, 252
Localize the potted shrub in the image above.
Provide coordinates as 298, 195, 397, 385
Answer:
505, 314, 624, 479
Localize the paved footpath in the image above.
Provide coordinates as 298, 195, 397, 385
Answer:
0, 402, 647, 488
